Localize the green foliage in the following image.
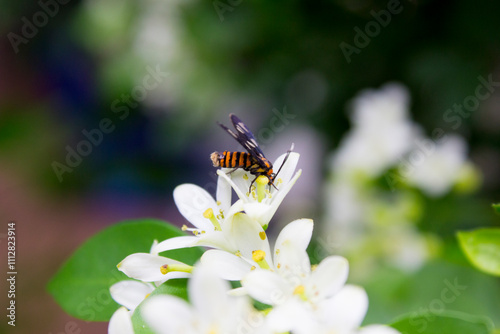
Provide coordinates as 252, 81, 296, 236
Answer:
131, 279, 189, 334
363, 260, 500, 328
47, 219, 203, 321
457, 229, 500, 277
391, 311, 494, 334
492, 204, 500, 215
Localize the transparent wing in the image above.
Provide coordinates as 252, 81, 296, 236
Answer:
218, 114, 268, 164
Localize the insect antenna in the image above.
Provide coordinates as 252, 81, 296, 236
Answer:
271, 143, 295, 189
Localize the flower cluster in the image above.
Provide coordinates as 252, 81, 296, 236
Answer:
324, 83, 481, 276
109, 151, 400, 334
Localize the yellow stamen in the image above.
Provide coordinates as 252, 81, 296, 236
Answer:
160, 263, 193, 275
256, 175, 268, 202
216, 200, 221, 206
252, 250, 270, 270
243, 174, 248, 180
259, 231, 266, 240
181, 225, 188, 231
203, 208, 221, 231
293, 284, 307, 301
252, 250, 266, 262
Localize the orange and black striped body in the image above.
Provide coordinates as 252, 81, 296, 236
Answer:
211, 114, 292, 190
211, 150, 275, 185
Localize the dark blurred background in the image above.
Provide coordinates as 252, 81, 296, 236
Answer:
1, 0, 500, 333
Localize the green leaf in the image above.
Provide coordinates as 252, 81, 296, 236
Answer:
391, 310, 494, 334
457, 229, 500, 276
492, 203, 500, 215
47, 219, 203, 321
131, 279, 189, 333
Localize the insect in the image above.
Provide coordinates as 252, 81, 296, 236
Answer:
211, 114, 292, 191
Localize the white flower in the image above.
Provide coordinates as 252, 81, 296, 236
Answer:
156, 183, 231, 251
118, 241, 192, 284
265, 285, 399, 334
403, 135, 468, 196
201, 217, 399, 334
200, 218, 313, 282
152, 153, 299, 256
216, 151, 302, 228
332, 83, 418, 178
108, 280, 155, 334
141, 264, 271, 334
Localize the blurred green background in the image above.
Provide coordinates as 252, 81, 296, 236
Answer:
1, 0, 500, 333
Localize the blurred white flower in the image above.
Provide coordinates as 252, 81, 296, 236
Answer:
332, 83, 418, 179
266, 285, 400, 334
141, 264, 271, 334
108, 280, 154, 334
108, 306, 134, 334
403, 135, 468, 196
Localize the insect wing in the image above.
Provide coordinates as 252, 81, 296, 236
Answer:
228, 114, 267, 161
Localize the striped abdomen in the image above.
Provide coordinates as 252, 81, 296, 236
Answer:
210, 151, 273, 176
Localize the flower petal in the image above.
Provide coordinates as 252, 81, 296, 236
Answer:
306, 255, 349, 301
216, 171, 232, 212
274, 219, 313, 277
242, 202, 272, 227
141, 295, 195, 334
266, 300, 319, 334
110, 280, 154, 311
318, 284, 368, 331
217, 169, 249, 203
173, 184, 217, 230
229, 168, 253, 200
201, 250, 253, 280
224, 213, 271, 264
358, 325, 401, 334
153, 236, 199, 253
117, 253, 184, 282
272, 152, 300, 192
242, 269, 291, 305
108, 307, 134, 334
260, 169, 302, 224
154, 232, 234, 253
189, 264, 232, 323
